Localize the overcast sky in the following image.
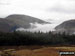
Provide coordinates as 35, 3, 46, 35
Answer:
0, 0, 75, 23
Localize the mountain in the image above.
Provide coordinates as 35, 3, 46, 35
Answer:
0, 18, 17, 32
6, 14, 48, 29
55, 19, 75, 34
0, 14, 49, 32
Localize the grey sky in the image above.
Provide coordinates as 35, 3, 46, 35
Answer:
0, 0, 75, 23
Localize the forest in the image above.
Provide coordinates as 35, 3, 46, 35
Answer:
0, 31, 74, 46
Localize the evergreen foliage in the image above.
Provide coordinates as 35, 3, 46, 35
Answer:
0, 31, 74, 46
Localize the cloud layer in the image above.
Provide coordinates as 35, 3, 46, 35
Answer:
0, 0, 75, 23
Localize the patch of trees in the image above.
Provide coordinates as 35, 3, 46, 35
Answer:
0, 31, 74, 46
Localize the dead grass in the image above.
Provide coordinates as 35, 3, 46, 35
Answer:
0, 46, 75, 56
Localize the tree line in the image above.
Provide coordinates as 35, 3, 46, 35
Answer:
0, 31, 74, 46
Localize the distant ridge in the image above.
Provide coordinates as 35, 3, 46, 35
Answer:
55, 19, 75, 34
0, 14, 49, 32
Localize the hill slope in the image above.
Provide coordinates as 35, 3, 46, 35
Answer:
0, 18, 17, 32
0, 14, 49, 32
55, 19, 75, 34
